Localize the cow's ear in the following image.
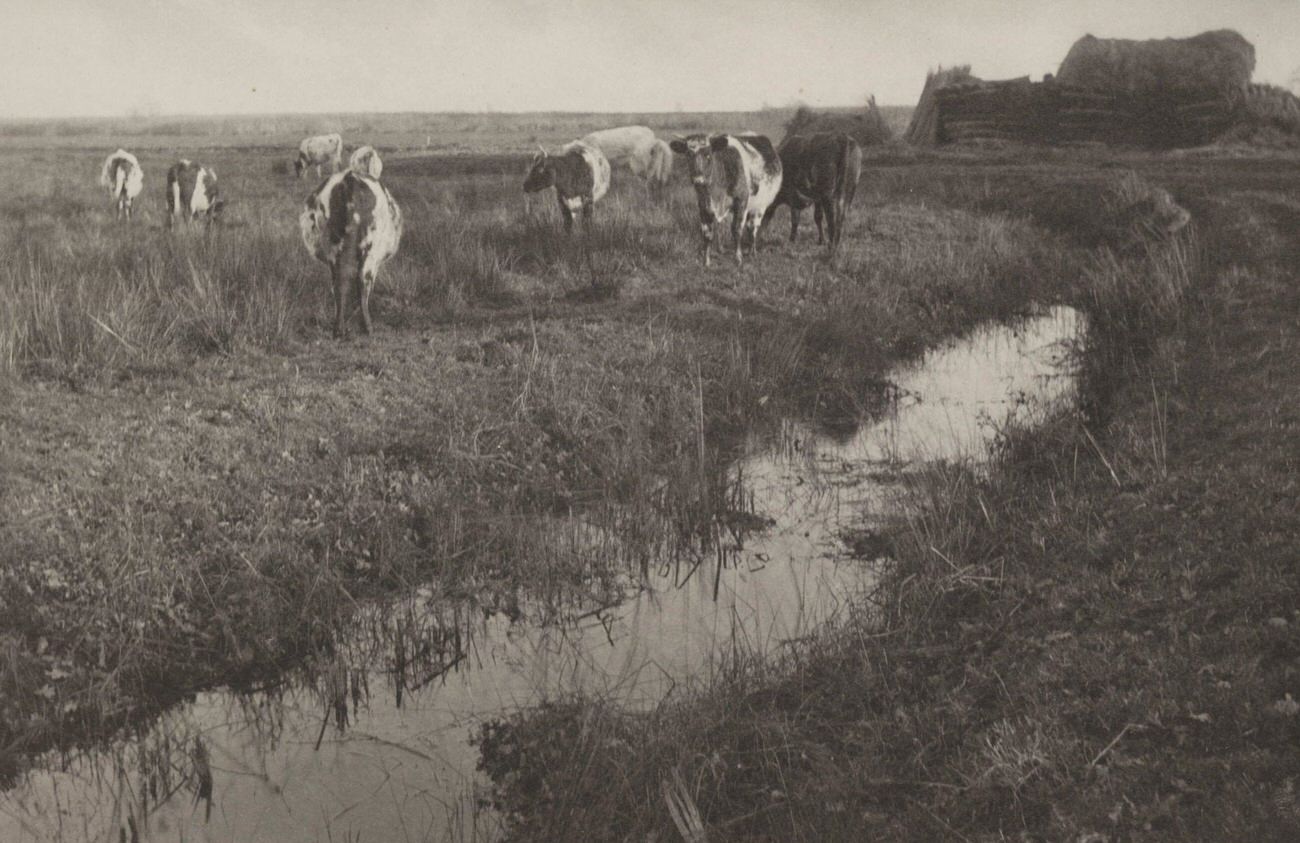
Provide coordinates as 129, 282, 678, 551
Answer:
709, 135, 730, 152
669, 139, 688, 155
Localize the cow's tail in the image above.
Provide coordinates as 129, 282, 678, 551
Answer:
647, 139, 672, 195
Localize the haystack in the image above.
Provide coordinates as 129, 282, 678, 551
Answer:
1057, 30, 1254, 100
904, 65, 977, 145
783, 96, 894, 146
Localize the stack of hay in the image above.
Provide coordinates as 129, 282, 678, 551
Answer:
904, 66, 976, 145
1056, 29, 1254, 146
906, 29, 1285, 149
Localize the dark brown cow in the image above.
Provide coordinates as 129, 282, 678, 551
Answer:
762, 132, 862, 252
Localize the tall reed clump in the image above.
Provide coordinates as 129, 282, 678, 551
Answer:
0, 221, 318, 377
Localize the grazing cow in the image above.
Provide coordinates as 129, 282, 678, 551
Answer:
762, 132, 862, 252
99, 149, 144, 220
669, 133, 782, 266
294, 133, 344, 179
574, 126, 672, 196
299, 171, 403, 337
523, 142, 611, 233
165, 160, 224, 228
348, 145, 383, 179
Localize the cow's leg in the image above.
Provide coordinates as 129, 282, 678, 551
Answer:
558, 196, 574, 234
730, 199, 745, 264
830, 197, 847, 250
357, 272, 374, 336
814, 203, 826, 245
332, 265, 349, 338
582, 195, 594, 229
700, 219, 714, 267
789, 207, 801, 242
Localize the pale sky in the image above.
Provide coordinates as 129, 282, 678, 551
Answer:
0, 0, 1296, 118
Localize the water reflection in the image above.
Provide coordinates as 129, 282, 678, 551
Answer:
0, 307, 1081, 842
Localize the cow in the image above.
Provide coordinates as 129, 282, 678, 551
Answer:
523, 142, 611, 233
299, 171, 403, 337
165, 160, 224, 228
573, 126, 672, 196
762, 132, 862, 252
99, 149, 144, 221
669, 133, 782, 266
294, 133, 344, 179
348, 145, 383, 179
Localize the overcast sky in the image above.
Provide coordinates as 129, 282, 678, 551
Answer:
1, 0, 1295, 118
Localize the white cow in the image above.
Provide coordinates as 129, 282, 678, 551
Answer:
99, 149, 144, 220
295, 133, 344, 179
300, 171, 403, 337
572, 126, 672, 195
348, 145, 383, 179
165, 160, 224, 228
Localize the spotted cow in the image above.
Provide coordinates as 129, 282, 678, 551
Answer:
299, 171, 403, 337
669, 133, 782, 266
165, 160, 224, 228
523, 142, 611, 233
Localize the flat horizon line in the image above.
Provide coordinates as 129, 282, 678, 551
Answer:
0, 104, 913, 123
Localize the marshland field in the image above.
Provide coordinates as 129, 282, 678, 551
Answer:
1, 109, 1298, 841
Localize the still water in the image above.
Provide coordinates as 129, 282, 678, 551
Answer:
0, 307, 1081, 842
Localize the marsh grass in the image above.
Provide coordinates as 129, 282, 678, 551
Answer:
0, 146, 1194, 799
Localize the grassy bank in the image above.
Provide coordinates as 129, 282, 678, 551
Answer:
0, 141, 1087, 781
475, 159, 1300, 840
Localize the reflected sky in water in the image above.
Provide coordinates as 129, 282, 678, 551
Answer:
0, 307, 1081, 843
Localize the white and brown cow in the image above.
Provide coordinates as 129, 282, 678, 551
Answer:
165, 160, 224, 228
348, 145, 383, 179
523, 142, 611, 233
299, 171, 403, 337
670, 133, 783, 266
573, 126, 672, 196
294, 133, 344, 179
99, 149, 144, 220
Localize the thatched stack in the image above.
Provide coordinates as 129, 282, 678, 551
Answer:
783, 96, 894, 146
904, 66, 976, 146
1057, 30, 1254, 100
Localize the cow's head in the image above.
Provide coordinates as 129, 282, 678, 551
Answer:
293, 154, 308, 178
523, 148, 555, 193
669, 134, 729, 185
208, 198, 227, 222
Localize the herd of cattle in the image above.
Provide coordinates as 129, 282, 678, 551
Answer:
97, 124, 863, 336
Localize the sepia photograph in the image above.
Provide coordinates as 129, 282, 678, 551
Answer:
1, 1, 1298, 840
